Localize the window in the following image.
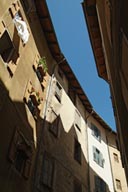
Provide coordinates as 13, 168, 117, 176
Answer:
113, 153, 119, 163
74, 109, 81, 132
95, 176, 106, 192
74, 139, 81, 164
116, 179, 122, 190
0, 30, 15, 63
55, 82, 62, 102
40, 153, 54, 188
49, 110, 60, 137
28, 97, 36, 114
74, 179, 82, 192
93, 146, 104, 167
91, 123, 101, 141
8, 129, 32, 179
24, 82, 42, 119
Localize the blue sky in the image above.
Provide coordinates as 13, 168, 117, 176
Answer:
46, 0, 116, 130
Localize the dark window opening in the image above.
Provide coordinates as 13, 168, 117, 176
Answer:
55, 82, 62, 102
28, 97, 36, 115
95, 175, 106, 192
92, 123, 101, 142
74, 139, 81, 164
8, 130, 32, 179
36, 68, 43, 82
0, 30, 15, 63
15, 149, 27, 173
49, 112, 59, 137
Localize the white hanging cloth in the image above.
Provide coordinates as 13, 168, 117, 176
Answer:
13, 14, 30, 44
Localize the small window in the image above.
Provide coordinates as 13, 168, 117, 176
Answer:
74, 179, 82, 192
113, 153, 119, 163
40, 153, 54, 188
91, 123, 101, 142
55, 82, 62, 102
116, 179, 122, 190
8, 130, 32, 179
93, 146, 104, 167
95, 175, 106, 192
24, 82, 42, 119
74, 110, 81, 132
0, 30, 14, 63
27, 95, 40, 119
49, 110, 60, 137
74, 139, 81, 164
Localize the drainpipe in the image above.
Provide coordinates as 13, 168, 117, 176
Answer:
85, 109, 94, 192
33, 55, 66, 191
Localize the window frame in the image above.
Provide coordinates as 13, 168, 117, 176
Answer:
49, 110, 60, 137
94, 175, 106, 192
0, 30, 15, 63
93, 146, 104, 168
8, 129, 32, 179
74, 138, 81, 164
91, 123, 101, 142
113, 153, 119, 163
55, 81, 62, 103
74, 109, 81, 132
116, 179, 122, 190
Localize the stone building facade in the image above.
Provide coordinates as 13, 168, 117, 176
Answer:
82, 0, 128, 181
0, 1, 127, 192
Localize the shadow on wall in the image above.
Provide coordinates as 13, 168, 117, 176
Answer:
0, 79, 39, 192
34, 113, 111, 192
0, 74, 111, 192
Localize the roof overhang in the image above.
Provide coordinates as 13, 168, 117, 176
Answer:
82, 0, 108, 81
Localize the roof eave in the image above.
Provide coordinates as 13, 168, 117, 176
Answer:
82, 1, 108, 82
